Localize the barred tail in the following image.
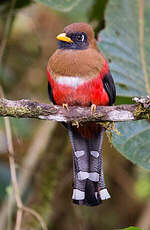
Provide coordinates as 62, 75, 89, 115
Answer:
68, 126, 110, 206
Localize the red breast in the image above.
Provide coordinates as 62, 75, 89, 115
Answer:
47, 58, 109, 106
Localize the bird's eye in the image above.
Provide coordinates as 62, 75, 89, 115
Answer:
76, 34, 85, 42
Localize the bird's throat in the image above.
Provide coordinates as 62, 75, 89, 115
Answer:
48, 48, 107, 79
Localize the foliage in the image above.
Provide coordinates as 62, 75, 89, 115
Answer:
118, 227, 145, 230
135, 168, 150, 199
0, 0, 32, 14
0, 0, 150, 229
34, 0, 81, 12
99, 0, 150, 170
88, 0, 108, 36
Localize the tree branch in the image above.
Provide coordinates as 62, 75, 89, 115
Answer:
0, 96, 149, 123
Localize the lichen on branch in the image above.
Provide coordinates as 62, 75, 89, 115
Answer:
0, 96, 149, 124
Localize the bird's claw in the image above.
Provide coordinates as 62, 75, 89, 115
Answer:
90, 104, 96, 114
63, 103, 69, 111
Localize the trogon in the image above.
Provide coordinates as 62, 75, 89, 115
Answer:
47, 23, 116, 206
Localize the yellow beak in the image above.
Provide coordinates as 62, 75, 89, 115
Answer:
56, 33, 73, 43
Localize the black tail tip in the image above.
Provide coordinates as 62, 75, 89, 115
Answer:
72, 198, 102, 207
72, 180, 102, 207
85, 198, 102, 206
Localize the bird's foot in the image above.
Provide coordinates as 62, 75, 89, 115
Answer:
63, 103, 69, 111
90, 104, 96, 114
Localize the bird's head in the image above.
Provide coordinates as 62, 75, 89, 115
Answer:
56, 23, 95, 50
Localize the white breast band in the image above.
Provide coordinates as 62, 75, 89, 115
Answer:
56, 76, 86, 88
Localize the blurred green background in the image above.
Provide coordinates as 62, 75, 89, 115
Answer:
0, 0, 150, 229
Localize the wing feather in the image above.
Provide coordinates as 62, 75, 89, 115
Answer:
48, 82, 56, 104
102, 72, 116, 105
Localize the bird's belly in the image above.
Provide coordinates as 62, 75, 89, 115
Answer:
49, 75, 109, 106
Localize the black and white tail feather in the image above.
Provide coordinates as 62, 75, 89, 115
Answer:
68, 127, 110, 206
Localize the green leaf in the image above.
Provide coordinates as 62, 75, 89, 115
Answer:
99, 0, 150, 169
99, 0, 150, 98
88, 0, 108, 36
135, 169, 150, 198
0, 163, 11, 201
117, 227, 144, 230
64, 0, 94, 22
115, 96, 133, 105
112, 120, 150, 169
11, 118, 33, 138
34, 0, 81, 12
0, 0, 31, 8
0, 0, 32, 14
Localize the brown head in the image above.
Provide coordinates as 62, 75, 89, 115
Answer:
56, 22, 97, 50
48, 23, 106, 78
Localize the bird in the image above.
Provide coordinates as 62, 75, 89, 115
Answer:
47, 22, 116, 206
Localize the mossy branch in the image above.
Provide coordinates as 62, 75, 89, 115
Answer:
0, 96, 149, 124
